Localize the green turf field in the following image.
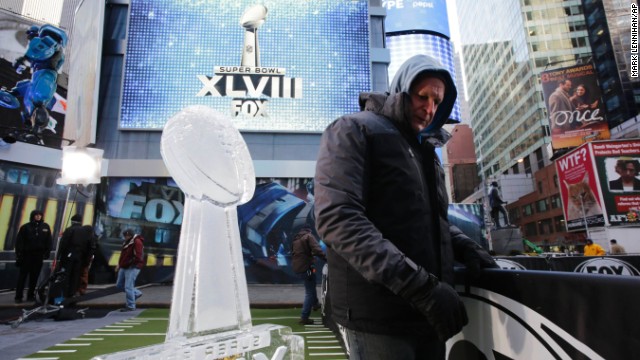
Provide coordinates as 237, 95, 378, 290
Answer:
22, 308, 347, 359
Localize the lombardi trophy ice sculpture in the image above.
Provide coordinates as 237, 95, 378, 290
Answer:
94, 106, 303, 359
240, 4, 267, 67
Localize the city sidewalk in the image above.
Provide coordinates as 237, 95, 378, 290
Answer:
0, 283, 312, 309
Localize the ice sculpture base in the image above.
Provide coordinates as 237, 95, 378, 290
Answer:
93, 324, 304, 360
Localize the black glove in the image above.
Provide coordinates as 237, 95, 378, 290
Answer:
15, 259, 22, 268
398, 268, 468, 342
43, 252, 50, 260
462, 242, 499, 279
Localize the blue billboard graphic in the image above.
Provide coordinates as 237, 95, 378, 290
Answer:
120, 0, 371, 132
383, 0, 450, 37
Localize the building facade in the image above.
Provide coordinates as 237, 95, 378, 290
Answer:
456, 0, 593, 179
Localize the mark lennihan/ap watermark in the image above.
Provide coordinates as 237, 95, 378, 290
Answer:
632, 3, 638, 78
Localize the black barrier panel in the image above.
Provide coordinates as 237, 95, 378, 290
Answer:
322, 268, 640, 359
549, 256, 640, 276
460, 269, 640, 360
494, 256, 550, 271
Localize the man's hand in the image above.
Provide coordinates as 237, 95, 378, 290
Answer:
462, 242, 499, 279
398, 269, 468, 341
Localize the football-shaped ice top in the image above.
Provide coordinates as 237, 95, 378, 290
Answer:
160, 105, 255, 206
240, 4, 268, 29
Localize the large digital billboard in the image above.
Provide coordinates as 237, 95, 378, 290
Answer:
383, 0, 450, 37
119, 0, 371, 132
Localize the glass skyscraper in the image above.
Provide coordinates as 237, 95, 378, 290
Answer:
457, 0, 593, 178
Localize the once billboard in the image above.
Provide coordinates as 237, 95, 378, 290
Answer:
541, 63, 610, 149
119, 0, 371, 132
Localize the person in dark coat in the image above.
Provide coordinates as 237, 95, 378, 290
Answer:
14, 209, 52, 303
291, 227, 326, 325
58, 214, 96, 297
314, 54, 498, 359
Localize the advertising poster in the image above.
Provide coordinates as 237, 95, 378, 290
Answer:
592, 139, 640, 226
119, 0, 370, 132
0, 11, 68, 148
541, 63, 610, 149
94, 176, 321, 284
555, 143, 606, 231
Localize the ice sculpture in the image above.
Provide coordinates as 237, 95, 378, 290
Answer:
94, 106, 303, 359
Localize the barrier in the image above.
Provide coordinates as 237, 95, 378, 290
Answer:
496, 255, 640, 277
321, 267, 640, 359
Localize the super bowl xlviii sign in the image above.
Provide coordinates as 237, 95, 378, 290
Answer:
197, 5, 302, 118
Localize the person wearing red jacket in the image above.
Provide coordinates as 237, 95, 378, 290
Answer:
115, 229, 144, 311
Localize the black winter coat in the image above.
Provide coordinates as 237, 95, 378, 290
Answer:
15, 210, 51, 258
314, 92, 476, 337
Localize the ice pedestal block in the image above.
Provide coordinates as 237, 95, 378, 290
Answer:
94, 106, 303, 359
93, 324, 304, 360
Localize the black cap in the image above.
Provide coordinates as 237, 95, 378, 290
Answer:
123, 229, 135, 237
491, 181, 498, 187
71, 214, 82, 223
586, 239, 593, 244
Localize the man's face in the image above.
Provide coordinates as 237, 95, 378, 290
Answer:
34, 214, 42, 221
409, 75, 445, 134
561, 80, 572, 92
617, 162, 638, 182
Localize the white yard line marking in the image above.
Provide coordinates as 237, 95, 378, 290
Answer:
306, 335, 337, 338
71, 337, 103, 341
86, 333, 166, 336
308, 353, 346, 356
16, 358, 59, 360
307, 340, 339, 343
294, 330, 334, 334
93, 329, 125, 332
106, 325, 134, 328
55, 343, 92, 346
308, 346, 343, 349
37, 350, 76, 353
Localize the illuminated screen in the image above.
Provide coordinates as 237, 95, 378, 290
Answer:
120, 0, 371, 131
383, 0, 450, 37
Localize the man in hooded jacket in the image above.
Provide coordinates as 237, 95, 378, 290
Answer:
14, 209, 52, 303
59, 214, 96, 297
314, 54, 497, 359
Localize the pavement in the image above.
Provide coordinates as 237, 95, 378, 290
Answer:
0, 283, 313, 359
0, 283, 310, 310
